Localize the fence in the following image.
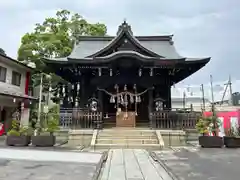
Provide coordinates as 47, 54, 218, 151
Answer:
59, 108, 102, 129
151, 110, 201, 129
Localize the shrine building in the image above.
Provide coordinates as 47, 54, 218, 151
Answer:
43, 21, 210, 129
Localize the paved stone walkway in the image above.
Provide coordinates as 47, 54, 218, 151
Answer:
0, 148, 104, 180
99, 149, 173, 180
154, 147, 240, 180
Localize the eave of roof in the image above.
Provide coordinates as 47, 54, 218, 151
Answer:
0, 92, 38, 100
43, 55, 210, 66
0, 54, 34, 71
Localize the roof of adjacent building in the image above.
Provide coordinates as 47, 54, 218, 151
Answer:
44, 21, 210, 64
0, 83, 37, 100
0, 53, 34, 71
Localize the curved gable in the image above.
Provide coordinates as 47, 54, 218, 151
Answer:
87, 21, 163, 58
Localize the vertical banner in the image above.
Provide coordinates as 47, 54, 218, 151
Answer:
230, 117, 239, 133
218, 117, 225, 137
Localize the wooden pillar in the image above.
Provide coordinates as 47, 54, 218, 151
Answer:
79, 77, 86, 108
166, 84, 172, 109
96, 88, 103, 129
148, 88, 156, 128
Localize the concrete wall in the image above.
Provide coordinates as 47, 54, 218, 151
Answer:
68, 130, 94, 148
0, 61, 26, 95
0, 57, 31, 130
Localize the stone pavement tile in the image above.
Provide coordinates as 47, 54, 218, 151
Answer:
100, 149, 174, 180
134, 149, 164, 180
148, 154, 173, 180
155, 148, 240, 180
107, 149, 126, 180
100, 150, 113, 180
0, 148, 103, 163
123, 149, 143, 180
0, 159, 97, 180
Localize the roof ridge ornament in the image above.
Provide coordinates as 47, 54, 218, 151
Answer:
116, 19, 133, 35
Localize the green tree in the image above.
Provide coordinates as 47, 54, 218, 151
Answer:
18, 9, 107, 89
0, 48, 6, 56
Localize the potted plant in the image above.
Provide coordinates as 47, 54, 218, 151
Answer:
32, 106, 60, 147
223, 126, 240, 148
196, 115, 223, 148
6, 120, 33, 146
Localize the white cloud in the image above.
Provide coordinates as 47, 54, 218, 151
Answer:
0, 0, 239, 84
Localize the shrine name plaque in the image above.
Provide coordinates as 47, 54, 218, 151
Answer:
116, 111, 136, 127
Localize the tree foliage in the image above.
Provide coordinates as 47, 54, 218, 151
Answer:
18, 10, 107, 88
0, 48, 6, 56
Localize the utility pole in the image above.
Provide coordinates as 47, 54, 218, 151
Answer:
228, 75, 233, 105
210, 75, 215, 114
222, 75, 233, 105
200, 84, 205, 111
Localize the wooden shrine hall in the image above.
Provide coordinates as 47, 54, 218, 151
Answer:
43, 21, 210, 129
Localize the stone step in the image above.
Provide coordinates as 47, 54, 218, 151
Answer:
94, 143, 162, 150
98, 134, 157, 139
96, 139, 159, 144
98, 130, 155, 136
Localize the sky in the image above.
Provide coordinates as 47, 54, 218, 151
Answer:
0, 0, 239, 85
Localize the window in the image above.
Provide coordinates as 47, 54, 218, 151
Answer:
12, 71, 21, 86
0, 66, 7, 82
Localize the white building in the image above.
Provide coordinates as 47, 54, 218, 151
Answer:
0, 53, 37, 131
171, 79, 240, 111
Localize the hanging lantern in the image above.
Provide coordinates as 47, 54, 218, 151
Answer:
138, 68, 142, 77
150, 68, 153, 76
98, 68, 102, 76
124, 94, 128, 106
110, 68, 113, 76
124, 84, 127, 91
75, 101, 78, 107
77, 83, 80, 91
130, 95, 134, 103
114, 84, 119, 89
13, 98, 16, 103
133, 84, 136, 90
138, 96, 141, 103
117, 96, 121, 103
136, 96, 141, 103
110, 96, 115, 103
121, 95, 124, 104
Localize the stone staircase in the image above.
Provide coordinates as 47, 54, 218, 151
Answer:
93, 128, 163, 150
